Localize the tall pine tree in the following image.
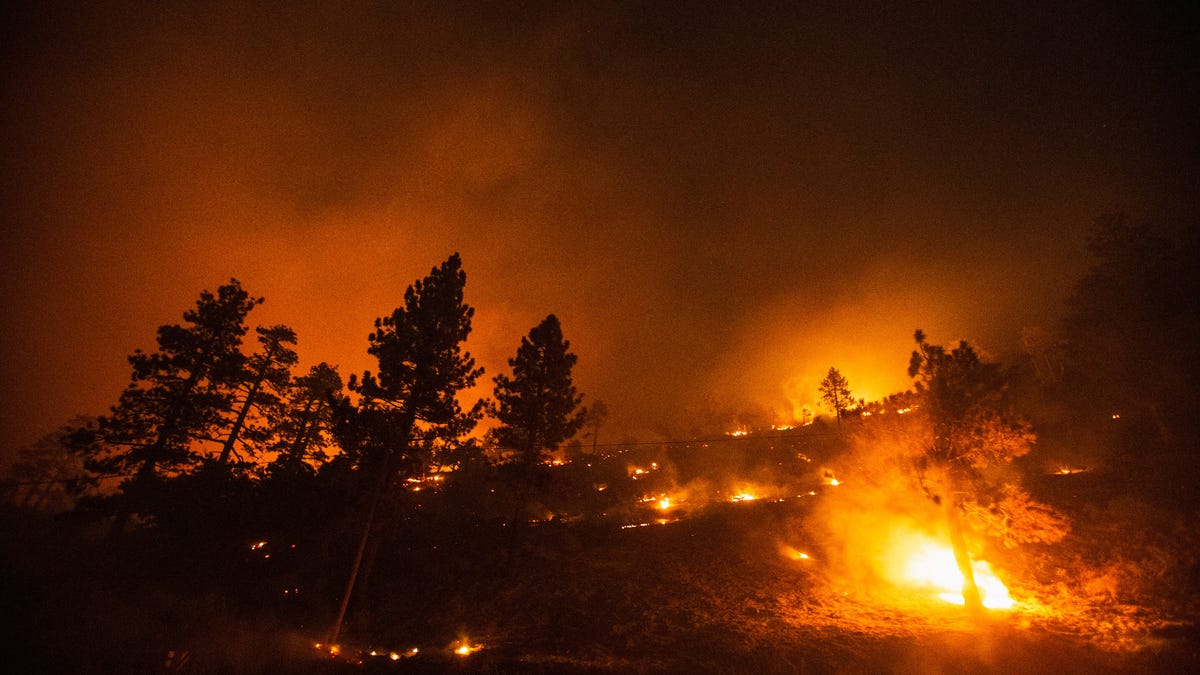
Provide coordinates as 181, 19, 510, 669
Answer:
491, 314, 586, 465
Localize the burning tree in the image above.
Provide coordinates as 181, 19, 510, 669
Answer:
906, 329, 1068, 612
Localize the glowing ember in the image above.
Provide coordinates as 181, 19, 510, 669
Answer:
727, 429, 749, 437
897, 538, 1013, 610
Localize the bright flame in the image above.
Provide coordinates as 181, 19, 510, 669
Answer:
780, 545, 812, 561
896, 538, 1013, 610
1055, 465, 1088, 475
731, 492, 756, 502
657, 497, 672, 510
454, 642, 479, 656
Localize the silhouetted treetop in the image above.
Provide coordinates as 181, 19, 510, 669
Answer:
491, 314, 586, 464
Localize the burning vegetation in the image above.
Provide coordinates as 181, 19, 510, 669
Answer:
5, 225, 1200, 672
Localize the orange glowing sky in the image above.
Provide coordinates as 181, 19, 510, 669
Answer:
1, 3, 1196, 458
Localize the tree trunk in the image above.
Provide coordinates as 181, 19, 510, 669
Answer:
283, 398, 323, 474
328, 406, 415, 644
217, 376, 264, 465
109, 371, 203, 540
946, 492, 983, 613
328, 452, 392, 644
505, 484, 528, 572
107, 455, 158, 541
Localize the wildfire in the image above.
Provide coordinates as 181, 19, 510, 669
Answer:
891, 536, 1013, 610
638, 493, 676, 510
780, 545, 813, 561
1054, 466, 1088, 475
731, 492, 757, 502
454, 641, 480, 656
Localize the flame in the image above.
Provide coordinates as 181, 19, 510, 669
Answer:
454, 641, 480, 656
657, 497, 672, 510
731, 492, 757, 502
780, 544, 813, 561
1055, 465, 1088, 475
892, 536, 1013, 610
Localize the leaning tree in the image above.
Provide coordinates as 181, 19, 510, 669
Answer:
328, 253, 484, 642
